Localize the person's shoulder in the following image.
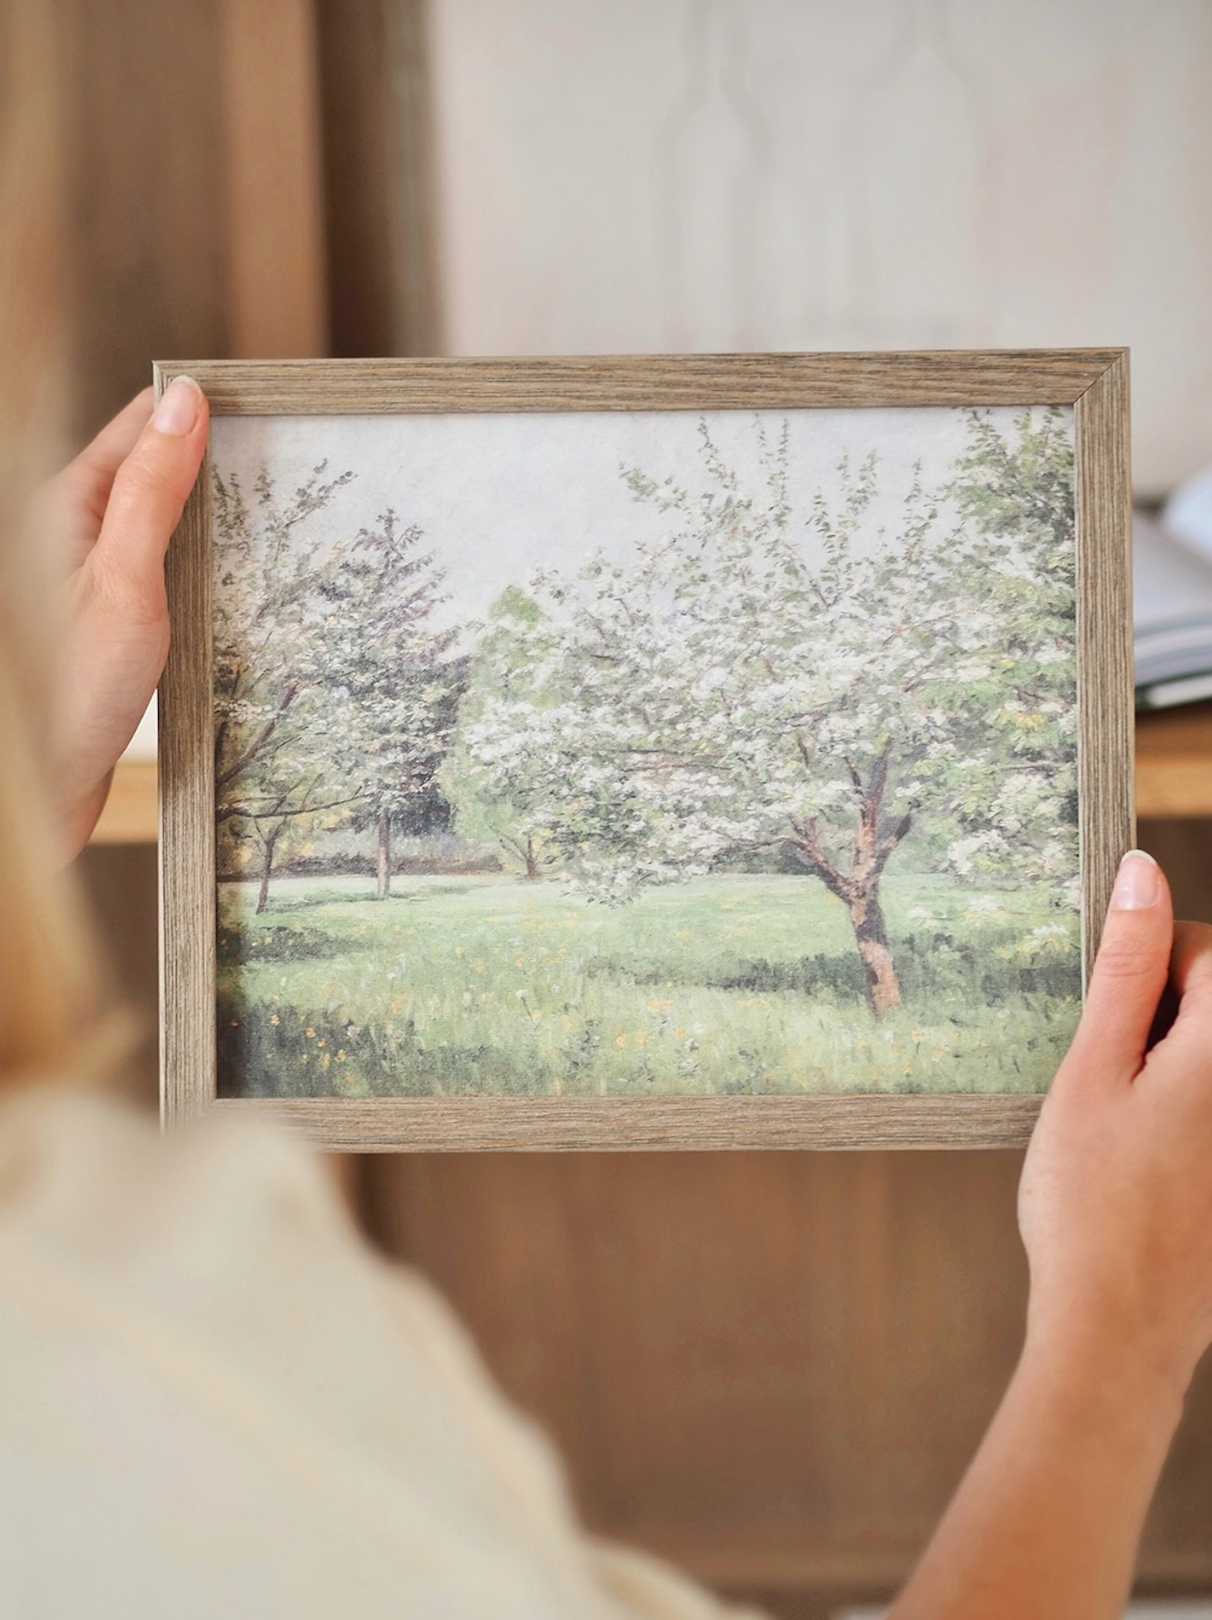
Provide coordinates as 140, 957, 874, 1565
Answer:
0, 1080, 348, 1266
0, 1075, 364, 1315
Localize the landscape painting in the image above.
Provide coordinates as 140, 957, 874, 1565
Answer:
211, 403, 1081, 1102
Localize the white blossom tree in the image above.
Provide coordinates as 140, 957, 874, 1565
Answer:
318, 509, 462, 899
452, 413, 1076, 1015
214, 466, 459, 909
440, 587, 561, 881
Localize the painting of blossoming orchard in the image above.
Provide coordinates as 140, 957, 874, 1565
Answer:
211, 402, 1082, 1103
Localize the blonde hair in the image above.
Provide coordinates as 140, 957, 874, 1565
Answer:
0, 1, 114, 1083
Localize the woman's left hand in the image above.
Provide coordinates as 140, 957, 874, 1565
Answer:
49, 378, 208, 858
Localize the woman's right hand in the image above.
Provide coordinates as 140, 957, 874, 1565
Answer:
1020, 850, 1212, 1406
892, 853, 1212, 1620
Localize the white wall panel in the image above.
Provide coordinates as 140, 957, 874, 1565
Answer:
429, 0, 1212, 494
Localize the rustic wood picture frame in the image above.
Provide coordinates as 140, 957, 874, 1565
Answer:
157, 351, 1132, 1152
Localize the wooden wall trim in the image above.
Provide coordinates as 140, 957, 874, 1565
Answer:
316, 0, 443, 356
218, 0, 329, 357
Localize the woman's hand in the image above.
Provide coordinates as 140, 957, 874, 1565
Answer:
1020, 850, 1212, 1405
892, 851, 1212, 1620
49, 378, 208, 857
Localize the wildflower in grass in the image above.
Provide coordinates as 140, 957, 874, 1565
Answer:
270, 1014, 280, 1026
306, 1028, 316, 1038
647, 1000, 673, 1012
230, 1019, 239, 1027
317, 1039, 326, 1048
336, 1049, 346, 1061
321, 1053, 331, 1069
911, 1029, 924, 1043
615, 1035, 626, 1048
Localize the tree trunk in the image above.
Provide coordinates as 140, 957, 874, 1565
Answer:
377, 807, 391, 900
255, 825, 280, 915
524, 835, 539, 882
848, 880, 901, 1015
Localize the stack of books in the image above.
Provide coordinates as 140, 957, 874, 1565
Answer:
1134, 468, 1212, 710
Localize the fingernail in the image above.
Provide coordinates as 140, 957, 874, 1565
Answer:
1111, 849, 1161, 910
151, 375, 202, 437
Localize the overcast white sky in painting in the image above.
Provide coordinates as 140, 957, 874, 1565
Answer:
211, 405, 1070, 641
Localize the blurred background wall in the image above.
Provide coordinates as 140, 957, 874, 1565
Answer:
428, 0, 1212, 500
62, 4, 1212, 1616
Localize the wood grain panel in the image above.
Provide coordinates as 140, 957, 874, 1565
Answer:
317, 0, 442, 356
218, 0, 328, 357
57, 0, 229, 441
158, 426, 215, 1127
360, 1147, 1029, 1599
1137, 702, 1212, 818
1074, 350, 1135, 978
156, 349, 1122, 415
207, 1094, 1044, 1152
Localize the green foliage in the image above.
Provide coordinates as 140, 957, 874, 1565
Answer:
216, 873, 1079, 1099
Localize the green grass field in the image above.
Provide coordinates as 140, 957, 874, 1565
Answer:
215, 871, 1080, 1099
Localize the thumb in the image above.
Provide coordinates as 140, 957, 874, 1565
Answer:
1064, 849, 1173, 1085
90, 375, 208, 613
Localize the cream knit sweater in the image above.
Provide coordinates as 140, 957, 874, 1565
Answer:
0, 1086, 760, 1619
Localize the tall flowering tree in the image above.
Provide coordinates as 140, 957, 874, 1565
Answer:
453, 413, 1075, 1014
440, 586, 559, 881
214, 463, 361, 910
213, 466, 459, 909
318, 510, 462, 899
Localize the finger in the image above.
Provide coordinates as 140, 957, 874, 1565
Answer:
57, 388, 155, 533
1062, 850, 1173, 1085
89, 376, 208, 617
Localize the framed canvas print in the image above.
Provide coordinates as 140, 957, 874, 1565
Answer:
158, 352, 1132, 1151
